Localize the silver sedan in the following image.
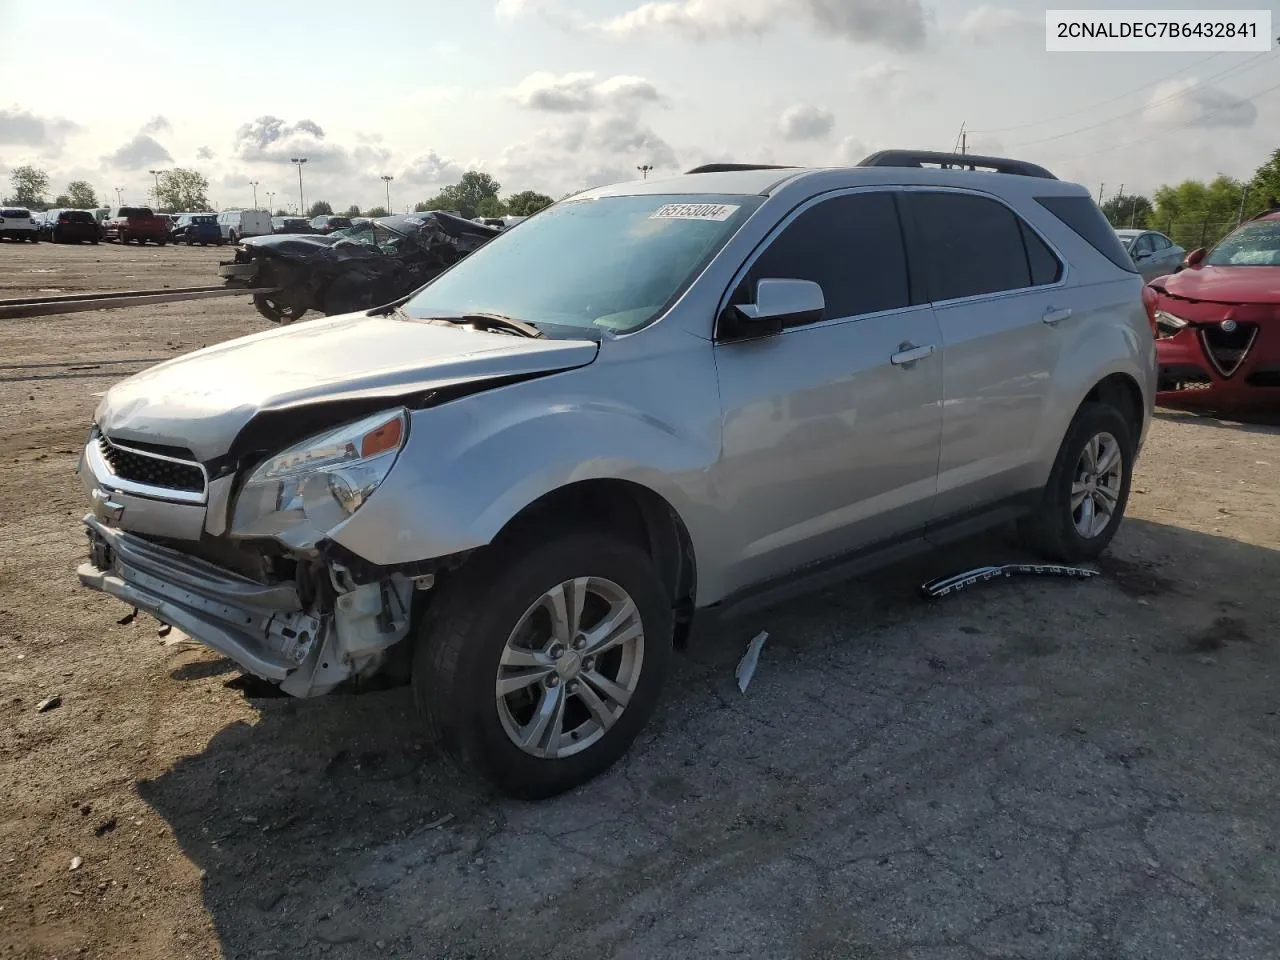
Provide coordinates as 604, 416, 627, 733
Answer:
1115, 228, 1185, 282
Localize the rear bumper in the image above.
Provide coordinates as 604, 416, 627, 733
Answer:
78, 515, 317, 683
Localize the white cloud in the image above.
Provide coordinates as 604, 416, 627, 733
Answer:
953, 4, 1039, 39
855, 61, 912, 100
397, 150, 465, 189
0, 107, 79, 153
511, 71, 666, 112
101, 134, 173, 170
141, 115, 171, 135
778, 103, 835, 141
837, 136, 869, 164
1144, 79, 1257, 129
501, 0, 930, 50
195, 145, 215, 160
232, 116, 351, 170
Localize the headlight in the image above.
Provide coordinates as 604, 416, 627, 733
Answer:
230, 408, 407, 546
1153, 309, 1189, 340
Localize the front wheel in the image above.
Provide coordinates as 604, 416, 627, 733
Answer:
413, 530, 673, 799
1018, 402, 1135, 562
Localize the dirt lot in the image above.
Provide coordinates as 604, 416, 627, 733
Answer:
2, 240, 1279, 960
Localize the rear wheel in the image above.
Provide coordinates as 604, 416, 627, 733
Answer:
1018, 402, 1134, 562
413, 530, 673, 799
252, 295, 307, 324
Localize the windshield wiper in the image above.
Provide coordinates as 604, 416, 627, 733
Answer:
434, 312, 543, 338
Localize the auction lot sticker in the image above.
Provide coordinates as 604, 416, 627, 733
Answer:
651, 203, 740, 221
1046, 9, 1272, 51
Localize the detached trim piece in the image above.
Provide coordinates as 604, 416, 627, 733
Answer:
858, 150, 1058, 180
920, 563, 1098, 598
683, 163, 799, 174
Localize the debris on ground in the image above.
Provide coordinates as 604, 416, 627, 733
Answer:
735, 631, 769, 693
69, 856, 82, 871
920, 563, 1099, 599
36, 695, 62, 713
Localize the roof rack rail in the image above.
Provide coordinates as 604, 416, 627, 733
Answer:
857, 150, 1057, 180
683, 163, 799, 174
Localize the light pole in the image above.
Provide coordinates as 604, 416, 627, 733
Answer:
266, 191, 275, 213
249, 180, 260, 210
291, 157, 307, 216
114, 187, 123, 205
148, 169, 164, 208
637, 164, 653, 179
380, 174, 393, 214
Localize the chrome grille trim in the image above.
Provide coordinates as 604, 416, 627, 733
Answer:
89, 430, 209, 504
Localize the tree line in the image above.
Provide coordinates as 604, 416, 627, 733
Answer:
1099, 147, 1280, 251
5, 165, 556, 220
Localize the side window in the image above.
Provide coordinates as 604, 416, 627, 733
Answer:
1152, 233, 1172, 251
907, 192, 1031, 301
734, 192, 910, 320
1019, 220, 1063, 286
1132, 234, 1154, 255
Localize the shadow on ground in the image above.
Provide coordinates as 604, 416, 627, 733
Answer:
140, 519, 1280, 959
1154, 407, 1280, 434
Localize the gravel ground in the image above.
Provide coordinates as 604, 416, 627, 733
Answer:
2, 241, 1279, 960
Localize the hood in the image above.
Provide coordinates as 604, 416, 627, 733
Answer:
1154, 264, 1280, 305
243, 232, 342, 255
96, 312, 599, 461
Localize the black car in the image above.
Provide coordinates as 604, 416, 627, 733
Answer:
219, 212, 501, 323
42, 209, 101, 244
271, 216, 313, 234
309, 215, 352, 234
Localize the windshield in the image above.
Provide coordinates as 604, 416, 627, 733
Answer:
1204, 220, 1280, 266
403, 193, 761, 333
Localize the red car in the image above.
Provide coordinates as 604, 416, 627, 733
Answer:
1144, 211, 1280, 411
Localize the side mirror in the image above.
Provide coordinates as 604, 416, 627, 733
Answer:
723, 278, 825, 338
1184, 247, 1206, 267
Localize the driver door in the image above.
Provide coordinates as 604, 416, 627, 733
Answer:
711, 190, 944, 596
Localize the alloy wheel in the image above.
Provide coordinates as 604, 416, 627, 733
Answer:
495, 577, 645, 759
1071, 431, 1123, 538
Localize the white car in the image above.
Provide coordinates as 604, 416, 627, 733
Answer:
0, 207, 40, 242
216, 209, 273, 243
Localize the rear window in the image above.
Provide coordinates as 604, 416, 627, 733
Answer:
193, 215, 216, 224
118, 207, 154, 218
1035, 195, 1137, 274
1, 208, 30, 218
65, 211, 95, 223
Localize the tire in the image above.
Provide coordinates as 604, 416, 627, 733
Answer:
413, 529, 674, 800
120, 232, 130, 244
229, 231, 238, 244
1017, 401, 1135, 563
91, 238, 99, 245
252, 295, 307, 324
157, 239, 167, 246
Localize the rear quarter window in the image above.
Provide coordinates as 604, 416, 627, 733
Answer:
1035, 195, 1138, 274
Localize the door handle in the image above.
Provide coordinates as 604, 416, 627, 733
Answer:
1042, 306, 1073, 325
890, 343, 935, 366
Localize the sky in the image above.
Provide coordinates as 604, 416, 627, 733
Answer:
1, 0, 1278, 212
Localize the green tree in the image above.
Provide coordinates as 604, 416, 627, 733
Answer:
274, 208, 290, 216
8, 165, 49, 207
1149, 175, 1249, 250
1248, 148, 1280, 213
414, 170, 502, 219
505, 190, 554, 217
475, 195, 509, 218
155, 168, 210, 212
1101, 193, 1151, 229
307, 200, 334, 217
64, 180, 97, 208
343, 204, 362, 217
366, 205, 389, 217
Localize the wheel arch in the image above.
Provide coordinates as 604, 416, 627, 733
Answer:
1082, 372, 1145, 445
489, 478, 698, 647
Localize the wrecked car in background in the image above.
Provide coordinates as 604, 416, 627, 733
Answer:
218, 211, 502, 324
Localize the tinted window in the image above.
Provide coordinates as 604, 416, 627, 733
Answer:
1, 208, 30, 217
908, 192, 1030, 300
737, 192, 910, 320
1036, 195, 1138, 273
1020, 221, 1062, 285
1152, 233, 1172, 250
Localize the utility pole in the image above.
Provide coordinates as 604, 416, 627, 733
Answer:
961, 129, 967, 156
1097, 183, 1104, 205
291, 157, 308, 216
637, 164, 653, 179
1237, 183, 1250, 224
380, 174, 393, 213
1129, 196, 1140, 227
148, 169, 164, 209
249, 180, 260, 210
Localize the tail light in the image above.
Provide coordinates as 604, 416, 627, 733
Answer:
1140, 285, 1159, 337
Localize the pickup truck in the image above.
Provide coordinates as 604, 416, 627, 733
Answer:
104, 206, 170, 245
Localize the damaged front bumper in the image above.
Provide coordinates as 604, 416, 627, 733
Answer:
78, 516, 416, 697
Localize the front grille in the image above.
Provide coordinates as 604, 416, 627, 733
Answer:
1158, 364, 1212, 391
98, 435, 205, 493
1199, 322, 1258, 378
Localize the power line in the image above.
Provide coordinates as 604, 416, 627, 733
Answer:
1010, 50, 1276, 149
970, 52, 1221, 134
1048, 76, 1280, 165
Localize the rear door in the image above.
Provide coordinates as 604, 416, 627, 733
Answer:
900, 189, 1067, 524
712, 189, 944, 594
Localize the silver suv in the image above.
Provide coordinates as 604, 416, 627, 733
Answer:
77, 151, 1155, 798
